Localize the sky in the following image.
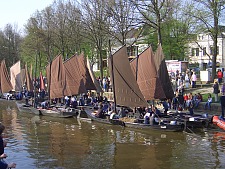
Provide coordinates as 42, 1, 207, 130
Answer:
0, 0, 54, 32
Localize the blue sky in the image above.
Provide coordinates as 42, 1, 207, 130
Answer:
0, 0, 54, 31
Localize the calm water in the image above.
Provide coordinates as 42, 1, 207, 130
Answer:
0, 100, 225, 169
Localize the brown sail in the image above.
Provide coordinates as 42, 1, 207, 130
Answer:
154, 44, 174, 99
46, 55, 66, 99
109, 46, 148, 108
130, 46, 166, 100
86, 57, 103, 93
25, 63, 34, 92
10, 61, 22, 91
1, 60, 13, 93
76, 54, 96, 91
20, 69, 26, 87
63, 54, 87, 96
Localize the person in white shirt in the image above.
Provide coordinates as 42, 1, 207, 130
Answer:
191, 72, 197, 88
184, 73, 190, 88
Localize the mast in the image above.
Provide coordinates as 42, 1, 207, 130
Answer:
135, 45, 139, 81
109, 40, 117, 113
33, 51, 38, 108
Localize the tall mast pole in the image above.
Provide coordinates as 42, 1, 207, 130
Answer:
109, 40, 117, 113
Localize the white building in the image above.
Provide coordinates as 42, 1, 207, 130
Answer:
188, 31, 225, 70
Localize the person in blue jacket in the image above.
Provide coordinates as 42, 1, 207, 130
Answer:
0, 124, 16, 168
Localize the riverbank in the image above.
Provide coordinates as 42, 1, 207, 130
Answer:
184, 83, 222, 115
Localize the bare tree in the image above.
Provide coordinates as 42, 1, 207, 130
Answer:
81, 0, 109, 79
187, 0, 225, 81
106, 0, 140, 46
133, 0, 179, 45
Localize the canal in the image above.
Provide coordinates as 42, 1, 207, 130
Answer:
1, 100, 225, 169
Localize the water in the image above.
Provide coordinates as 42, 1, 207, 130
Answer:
1, 100, 225, 169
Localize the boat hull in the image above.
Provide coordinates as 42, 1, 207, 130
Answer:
39, 109, 73, 118
212, 115, 225, 130
16, 102, 42, 115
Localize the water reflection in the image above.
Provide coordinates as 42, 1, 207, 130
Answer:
0, 100, 225, 168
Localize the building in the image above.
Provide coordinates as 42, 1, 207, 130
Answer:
188, 28, 225, 70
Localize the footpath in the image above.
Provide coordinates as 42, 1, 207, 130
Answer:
184, 83, 222, 116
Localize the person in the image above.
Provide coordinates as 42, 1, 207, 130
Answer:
221, 83, 225, 95
191, 72, 197, 88
217, 69, 223, 84
220, 94, 225, 117
109, 111, 119, 120
184, 73, 190, 89
189, 101, 194, 116
41, 101, 48, 109
183, 93, 188, 110
162, 99, 169, 115
194, 93, 202, 108
70, 96, 78, 108
213, 81, 220, 102
95, 103, 104, 118
0, 160, 16, 169
204, 94, 212, 110
118, 107, 126, 118
0, 124, 6, 156
0, 124, 16, 168
154, 107, 162, 116
143, 108, 151, 124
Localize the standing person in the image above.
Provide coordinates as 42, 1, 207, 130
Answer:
221, 83, 225, 95
223, 68, 225, 83
191, 72, 197, 88
162, 99, 169, 115
184, 73, 190, 89
213, 81, 220, 102
217, 69, 223, 84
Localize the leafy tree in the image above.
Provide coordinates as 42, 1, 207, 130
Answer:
186, 0, 225, 81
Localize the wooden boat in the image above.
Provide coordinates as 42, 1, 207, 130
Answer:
212, 115, 225, 130
16, 101, 42, 115
39, 107, 74, 118
83, 106, 125, 126
81, 46, 184, 131
123, 120, 184, 132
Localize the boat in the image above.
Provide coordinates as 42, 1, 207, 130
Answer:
131, 45, 210, 131
39, 108, 74, 118
212, 115, 225, 130
43, 53, 96, 118
82, 45, 185, 132
83, 106, 125, 126
16, 101, 42, 115
0, 60, 13, 98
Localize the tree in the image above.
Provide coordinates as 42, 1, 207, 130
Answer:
106, 0, 140, 46
81, 0, 109, 79
133, 0, 179, 45
187, 0, 225, 81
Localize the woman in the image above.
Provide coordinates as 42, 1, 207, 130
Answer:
213, 81, 220, 102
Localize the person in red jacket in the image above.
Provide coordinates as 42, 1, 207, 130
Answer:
217, 69, 223, 84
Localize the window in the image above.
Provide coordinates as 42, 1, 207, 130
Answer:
196, 48, 199, 56
191, 48, 195, 56
203, 47, 206, 56
210, 46, 213, 55
210, 46, 219, 55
